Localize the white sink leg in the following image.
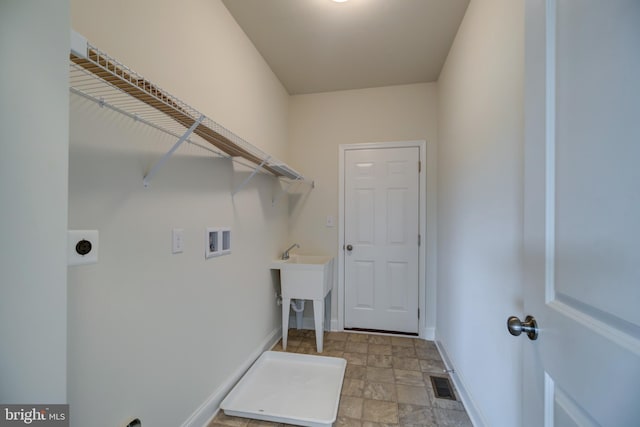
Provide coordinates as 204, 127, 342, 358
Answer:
313, 299, 324, 352
282, 296, 290, 350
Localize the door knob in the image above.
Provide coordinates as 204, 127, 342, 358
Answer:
345, 244, 353, 252
507, 315, 539, 340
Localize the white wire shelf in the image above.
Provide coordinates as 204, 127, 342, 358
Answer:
69, 30, 309, 188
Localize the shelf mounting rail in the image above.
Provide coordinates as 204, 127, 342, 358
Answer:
69, 30, 311, 190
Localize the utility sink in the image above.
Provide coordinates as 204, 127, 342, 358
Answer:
271, 255, 334, 352
271, 255, 334, 300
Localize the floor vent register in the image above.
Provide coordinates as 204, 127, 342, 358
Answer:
430, 376, 457, 400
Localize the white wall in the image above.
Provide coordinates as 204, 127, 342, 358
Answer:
68, 1, 291, 425
288, 83, 438, 333
0, 0, 69, 403
436, 0, 524, 426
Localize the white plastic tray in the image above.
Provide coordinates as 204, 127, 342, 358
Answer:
220, 351, 347, 427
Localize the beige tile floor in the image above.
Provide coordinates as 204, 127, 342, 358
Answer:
209, 330, 473, 427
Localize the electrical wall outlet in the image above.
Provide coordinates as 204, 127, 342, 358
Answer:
326, 215, 335, 227
68, 230, 99, 266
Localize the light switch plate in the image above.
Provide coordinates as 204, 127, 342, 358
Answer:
68, 230, 99, 266
172, 228, 184, 254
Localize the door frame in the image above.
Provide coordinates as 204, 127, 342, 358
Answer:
337, 140, 433, 339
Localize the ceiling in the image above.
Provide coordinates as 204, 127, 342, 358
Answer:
221, 0, 470, 95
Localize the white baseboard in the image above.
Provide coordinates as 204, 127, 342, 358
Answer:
435, 340, 487, 427
181, 328, 282, 427
423, 326, 435, 341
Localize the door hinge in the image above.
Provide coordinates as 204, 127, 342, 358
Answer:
418, 234, 421, 247
418, 308, 420, 319
418, 161, 422, 173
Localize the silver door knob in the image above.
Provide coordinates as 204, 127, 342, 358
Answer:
345, 244, 353, 252
507, 315, 539, 340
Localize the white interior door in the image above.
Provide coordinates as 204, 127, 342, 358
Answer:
522, 1, 640, 425
343, 146, 420, 334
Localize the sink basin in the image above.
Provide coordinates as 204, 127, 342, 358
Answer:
271, 255, 334, 299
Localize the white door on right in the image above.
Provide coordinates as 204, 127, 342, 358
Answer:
523, 0, 640, 426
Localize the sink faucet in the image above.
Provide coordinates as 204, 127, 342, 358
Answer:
282, 243, 300, 260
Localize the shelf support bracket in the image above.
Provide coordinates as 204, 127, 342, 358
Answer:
232, 156, 271, 196
143, 114, 205, 187
272, 178, 298, 206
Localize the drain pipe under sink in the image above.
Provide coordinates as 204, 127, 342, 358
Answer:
290, 299, 305, 330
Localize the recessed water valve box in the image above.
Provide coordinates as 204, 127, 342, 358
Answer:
205, 227, 231, 259
68, 229, 99, 266
206, 227, 221, 259
221, 228, 231, 255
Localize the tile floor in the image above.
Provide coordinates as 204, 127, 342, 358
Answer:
208, 330, 473, 427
